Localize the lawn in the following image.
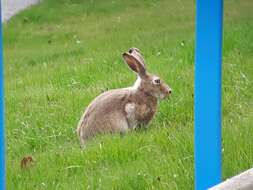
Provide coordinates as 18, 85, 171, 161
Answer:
3, 0, 253, 189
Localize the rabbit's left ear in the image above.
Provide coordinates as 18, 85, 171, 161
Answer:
122, 52, 146, 77
128, 47, 146, 66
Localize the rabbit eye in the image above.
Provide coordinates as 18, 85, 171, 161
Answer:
154, 78, 160, 84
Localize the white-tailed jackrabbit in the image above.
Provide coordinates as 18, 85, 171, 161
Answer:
77, 48, 172, 146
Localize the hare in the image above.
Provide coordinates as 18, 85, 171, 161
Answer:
77, 48, 172, 147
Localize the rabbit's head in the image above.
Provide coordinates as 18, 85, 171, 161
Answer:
123, 48, 172, 100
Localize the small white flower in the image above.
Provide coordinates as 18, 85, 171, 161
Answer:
180, 41, 185, 46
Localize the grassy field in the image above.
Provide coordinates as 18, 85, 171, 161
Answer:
3, 0, 253, 189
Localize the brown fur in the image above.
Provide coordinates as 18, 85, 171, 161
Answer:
77, 48, 171, 147
21, 156, 34, 169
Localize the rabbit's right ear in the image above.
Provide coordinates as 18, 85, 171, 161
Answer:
122, 52, 146, 77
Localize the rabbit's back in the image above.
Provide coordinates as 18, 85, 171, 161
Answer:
77, 88, 131, 141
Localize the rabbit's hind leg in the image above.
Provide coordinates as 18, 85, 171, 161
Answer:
109, 114, 129, 135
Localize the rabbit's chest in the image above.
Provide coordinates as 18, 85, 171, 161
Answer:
125, 102, 156, 129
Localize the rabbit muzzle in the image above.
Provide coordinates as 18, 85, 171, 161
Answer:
160, 84, 172, 99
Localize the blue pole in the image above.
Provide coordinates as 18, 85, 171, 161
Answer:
0, 2, 5, 189
195, 0, 223, 189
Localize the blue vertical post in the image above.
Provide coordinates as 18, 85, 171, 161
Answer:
195, 0, 223, 189
0, 2, 5, 190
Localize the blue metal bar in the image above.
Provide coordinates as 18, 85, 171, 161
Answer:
195, 0, 223, 189
0, 2, 5, 189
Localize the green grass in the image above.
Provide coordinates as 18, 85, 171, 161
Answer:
3, 0, 253, 189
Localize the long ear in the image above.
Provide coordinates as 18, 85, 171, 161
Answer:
128, 47, 146, 66
122, 52, 146, 77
